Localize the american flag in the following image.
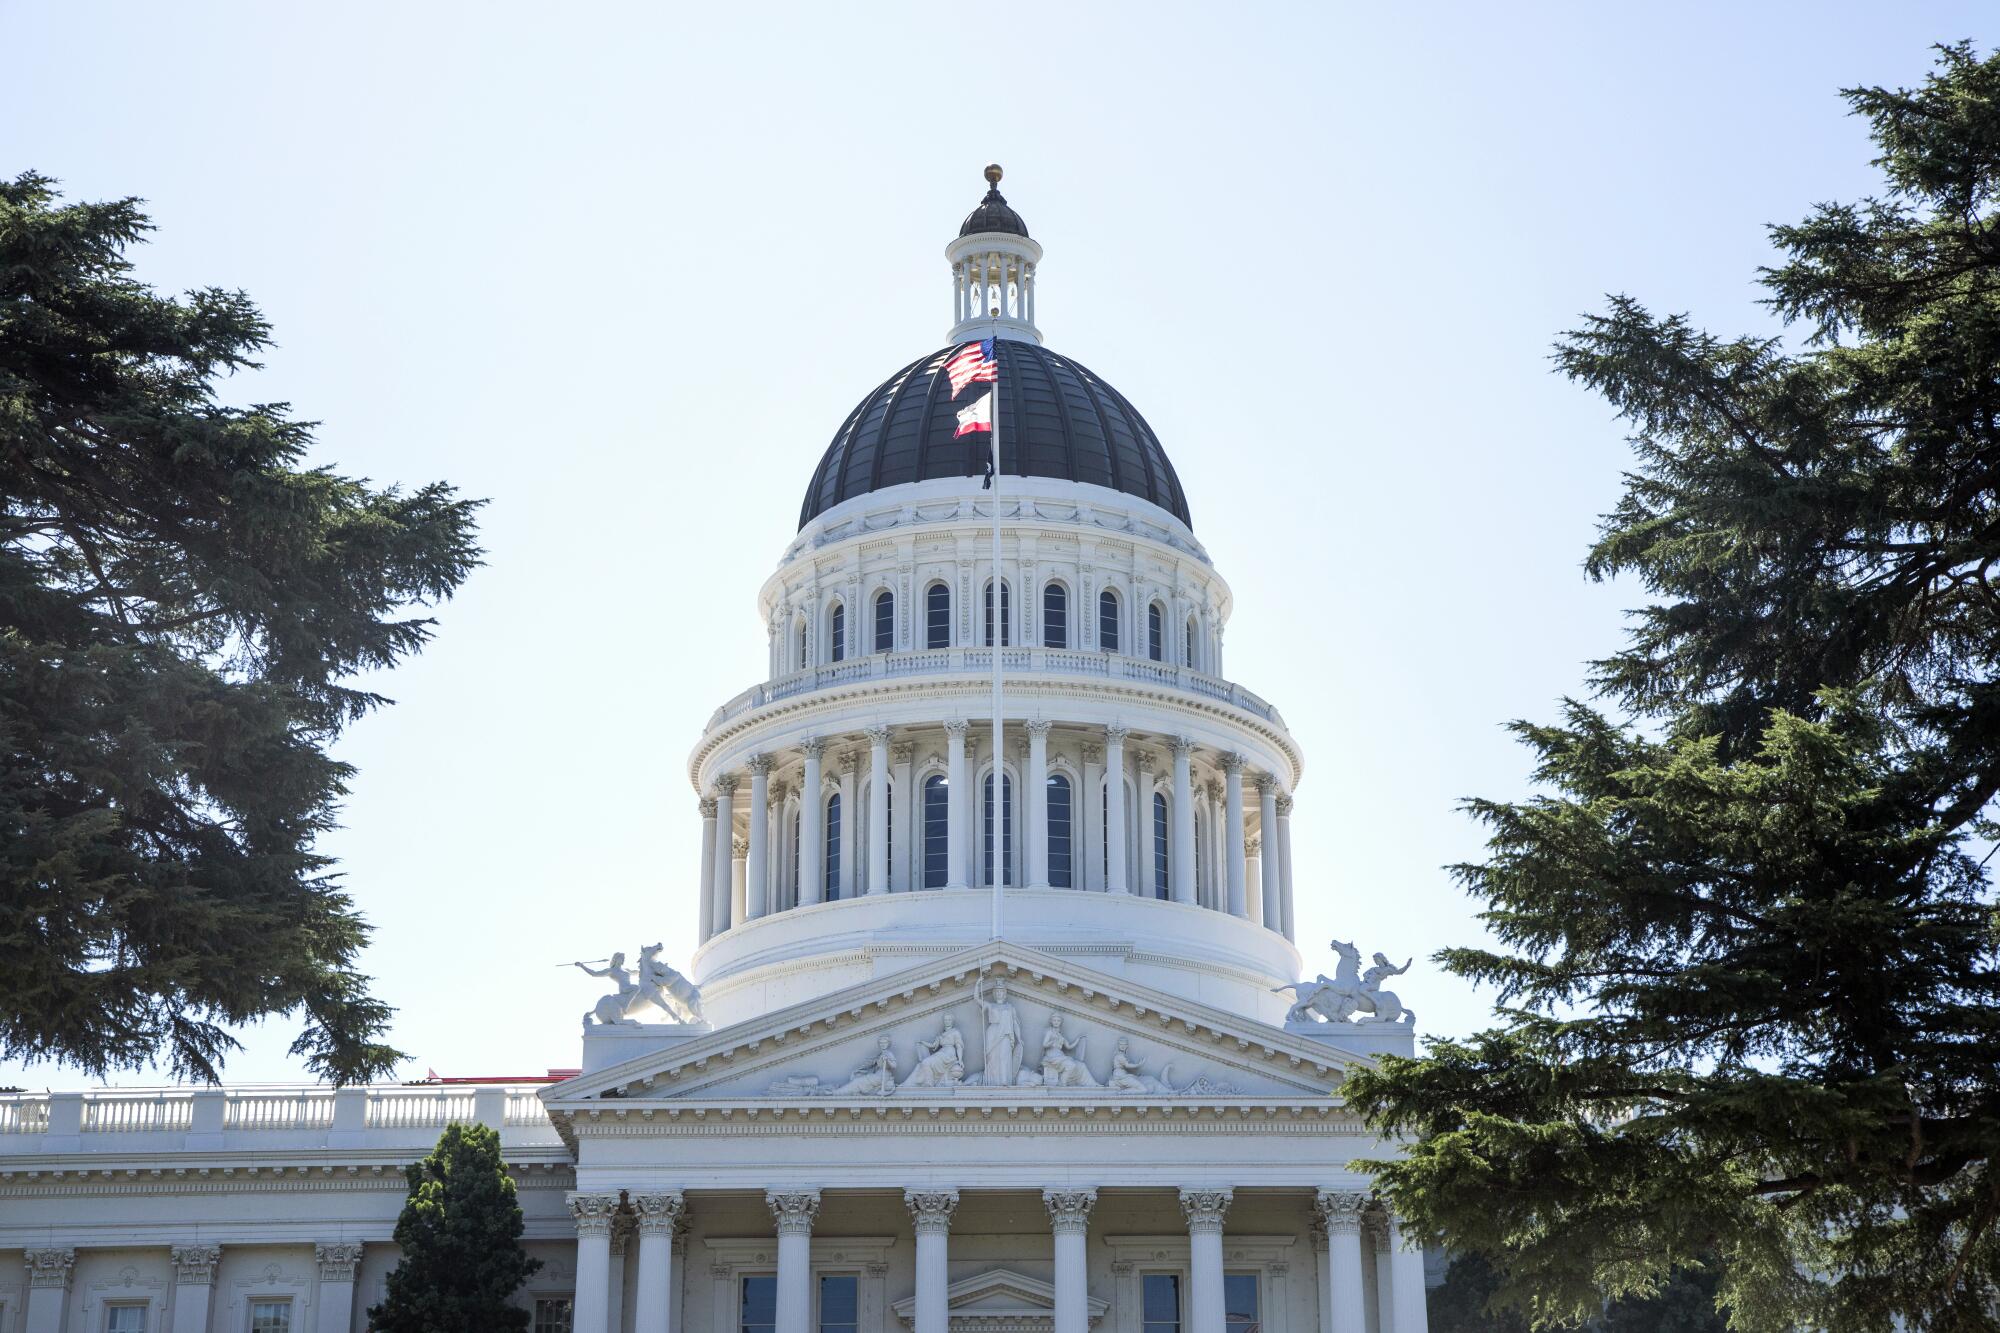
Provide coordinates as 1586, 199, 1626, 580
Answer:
943, 338, 998, 396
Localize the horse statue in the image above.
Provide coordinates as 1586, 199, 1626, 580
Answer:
1274, 940, 1413, 1025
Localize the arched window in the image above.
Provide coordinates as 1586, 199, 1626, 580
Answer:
823, 792, 843, 901
1152, 792, 1170, 900
874, 589, 895, 654
1099, 589, 1120, 653
984, 580, 1011, 647
1047, 773, 1073, 888
829, 602, 846, 664
1042, 582, 1068, 649
1148, 603, 1165, 663
1185, 616, 1198, 670
925, 583, 951, 649
922, 774, 950, 888
983, 770, 1013, 886
794, 616, 808, 672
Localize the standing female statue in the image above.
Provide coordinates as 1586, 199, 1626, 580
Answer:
974, 976, 1022, 1087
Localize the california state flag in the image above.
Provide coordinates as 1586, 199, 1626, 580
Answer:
954, 392, 993, 437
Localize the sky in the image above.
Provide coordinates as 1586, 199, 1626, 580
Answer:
3, 1, 1992, 1088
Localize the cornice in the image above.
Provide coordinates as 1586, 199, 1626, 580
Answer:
561, 1101, 1369, 1136
0, 1160, 575, 1198
691, 674, 1300, 792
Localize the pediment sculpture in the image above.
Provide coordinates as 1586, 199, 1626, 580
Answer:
573, 943, 704, 1026
1276, 939, 1414, 1026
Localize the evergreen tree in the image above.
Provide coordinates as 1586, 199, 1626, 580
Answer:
0, 174, 480, 1083
1344, 44, 2000, 1332
370, 1121, 541, 1333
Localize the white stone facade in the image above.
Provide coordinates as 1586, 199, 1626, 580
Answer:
0, 176, 1432, 1333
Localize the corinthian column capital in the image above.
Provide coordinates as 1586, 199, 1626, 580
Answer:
905, 1187, 960, 1234
768, 1189, 821, 1236
1042, 1187, 1097, 1235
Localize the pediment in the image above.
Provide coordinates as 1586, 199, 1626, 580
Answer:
542, 942, 1360, 1113
891, 1268, 1107, 1332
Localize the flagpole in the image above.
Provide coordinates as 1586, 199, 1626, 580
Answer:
989, 321, 1004, 942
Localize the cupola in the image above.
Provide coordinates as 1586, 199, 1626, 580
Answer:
947, 165, 1044, 346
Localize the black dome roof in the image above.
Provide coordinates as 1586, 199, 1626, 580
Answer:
960, 183, 1029, 237
800, 341, 1192, 530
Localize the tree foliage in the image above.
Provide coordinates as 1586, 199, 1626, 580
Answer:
1428, 1251, 1727, 1333
369, 1121, 541, 1333
0, 173, 481, 1083
1345, 44, 2000, 1332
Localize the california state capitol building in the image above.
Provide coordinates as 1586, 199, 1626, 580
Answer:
0, 170, 1439, 1333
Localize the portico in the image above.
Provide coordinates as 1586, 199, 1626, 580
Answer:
558, 1185, 1432, 1333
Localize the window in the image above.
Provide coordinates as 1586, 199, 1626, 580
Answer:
1142, 1274, 1182, 1333
1185, 617, 1198, 669
830, 601, 846, 663
1102, 782, 1110, 880
818, 1275, 858, 1333
741, 1275, 778, 1333
249, 1302, 292, 1333
824, 793, 842, 901
984, 580, 1011, 647
1042, 582, 1068, 649
983, 770, 1013, 886
1224, 1274, 1260, 1332
1099, 590, 1120, 652
1148, 602, 1164, 662
106, 1307, 147, 1333
923, 774, 950, 888
874, 590, 895, 653
795, 618, 807, 672
534, 1298, 574, 1333
1152, 792, 1170, 899
1047, 773, 1073, 888
926, 583, 951, 649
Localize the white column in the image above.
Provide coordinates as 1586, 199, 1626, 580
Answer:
906, 1190, 959, 1333
1135, 751, 1157, 896
768, 1191, 821, 1333
634, 1192, 685, 1333
1223, 755, 1248, 918
730, 837, 748, 927
1387, 1215, 1429, 1333
23, 1248, 71, 1333
1104, 726, 1129, 893
892, 743, 916, 891
1245, 838, 1263, 926
697, 798, 719, 943
609, 1220, 631, 1333
1180, 1188, 1231, 1333
170, 1245, 220, 1333
838, 751, 860, 895
570, 1193, 621, 1333
712, 777, 738, 934
1277, 794, 1297, 941
868, 727, 891, 894
314, 1243, 363, 1333
799, 740, 825, 906
669, 1216, 689, 1333
1043, 1189, 1096, 1333
1370, 1222, 1394, 1333
1026, 721, 1051, 887
1309, 1222, 1333, 1333
1170, 738, 1197, 905
1081, 743, 1105, 891
1315, 1192, 1368, 1333
945, 720, 970, 889
1258, 781, 1281, 932
745, 755, 773, 920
